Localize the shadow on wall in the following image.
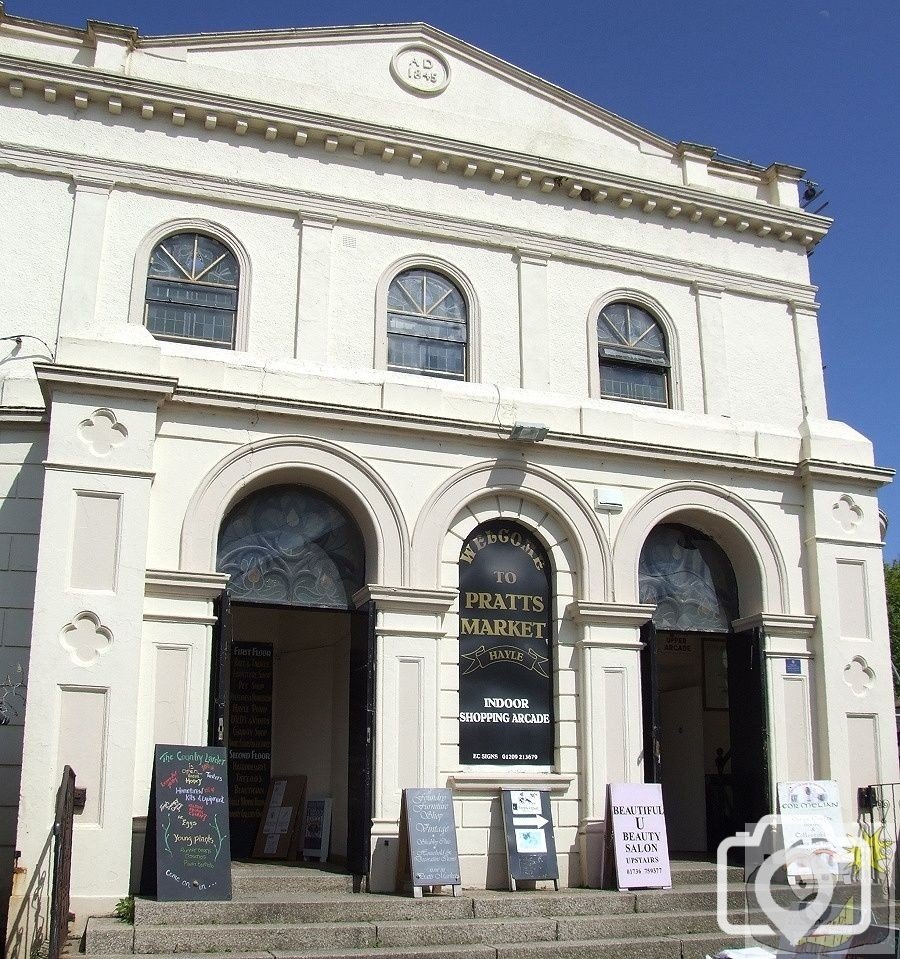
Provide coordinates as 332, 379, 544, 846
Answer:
4, 826, 52, 959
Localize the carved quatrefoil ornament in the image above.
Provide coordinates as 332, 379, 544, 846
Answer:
60, 611, 113, 666
843, 656, 875, 697
833, 494, 863, 532
78, 408, 127, 456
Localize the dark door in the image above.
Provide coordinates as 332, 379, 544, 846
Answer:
640, 620, 662, 783
209, 590, 232, 746
346, 601, 376, 886
726, 627, 770, 830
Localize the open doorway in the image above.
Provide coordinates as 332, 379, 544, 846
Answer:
639, 524, 769, 855
209, 484, 374, 878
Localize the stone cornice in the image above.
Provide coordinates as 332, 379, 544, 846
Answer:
447, 772, 574, 794
0, 405, 47, 426
732, 613, 817, 640
0, 143, 820, 306
0, 55, 830, 249
145, 568, 229, 598
34, 363, 178, 406
160, 382, 890, 483
566, 601, 656, 629
353, 585, 457, 614
797, 459, 894, 489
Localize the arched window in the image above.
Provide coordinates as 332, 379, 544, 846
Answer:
597, 301, 669, 406
144, 232, 239, 347
387, 268, 467, 379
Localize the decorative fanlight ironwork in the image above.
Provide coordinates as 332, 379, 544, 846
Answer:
639, 524, 738, 631
217, 485, 366, 608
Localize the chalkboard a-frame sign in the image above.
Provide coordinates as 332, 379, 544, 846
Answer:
500, 788, 559, 891
396, 788, 462, 898
153, 744, 232, 901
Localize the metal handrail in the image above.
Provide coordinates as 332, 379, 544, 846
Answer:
47, 767, 77, 959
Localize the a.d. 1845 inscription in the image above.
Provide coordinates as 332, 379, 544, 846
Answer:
391, 46, 450, 95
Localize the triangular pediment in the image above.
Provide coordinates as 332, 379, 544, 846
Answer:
131, 23, 679, 178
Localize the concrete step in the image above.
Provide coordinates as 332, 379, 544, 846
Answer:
669, 859, 743, 886
134, 893, 474, 926
132, 921, 376, 953
231, 863, 354, 895
375, 916, 558, 948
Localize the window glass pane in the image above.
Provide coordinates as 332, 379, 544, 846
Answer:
388, 334, 465, 377
387, 312, 467, 342
161, 234, 198, 274
146, 302, 234, 345
148, 247, 184, 280
203, 255, 238, 286
598, 302, 667, 358
389, 273, 425, 313
147, 279, 236, 310
600, 360, 667, 404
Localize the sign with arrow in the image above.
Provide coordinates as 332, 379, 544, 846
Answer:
500, 788, 559, 890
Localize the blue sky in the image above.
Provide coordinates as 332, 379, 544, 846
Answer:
8, 1, 900, 558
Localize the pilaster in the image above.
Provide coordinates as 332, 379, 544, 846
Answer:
789, 300, 828, 420
516, 249, 551, 390
295, 212, 336, 363
566, 600, 654, 887
12, 365, 174, 926
353, 586, 456, 893
58, 177, 114, 339
691, 282, 731, 416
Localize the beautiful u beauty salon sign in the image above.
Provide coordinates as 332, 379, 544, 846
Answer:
458, 520, 553, 765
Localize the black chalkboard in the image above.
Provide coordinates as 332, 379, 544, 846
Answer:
500, 788, 559, 890
396, 788, 461, 897
154, 744, 232, 901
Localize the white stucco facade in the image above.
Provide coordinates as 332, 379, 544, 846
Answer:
1, 9, 896, 947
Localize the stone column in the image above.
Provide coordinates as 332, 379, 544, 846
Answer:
353, 586, 456, 892
11, 365, 175, 935
295, 212, 336, 363
566, 601, 654, 887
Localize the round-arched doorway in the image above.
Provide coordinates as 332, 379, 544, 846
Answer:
639, 523, 768, 853
211, 484, 372, 874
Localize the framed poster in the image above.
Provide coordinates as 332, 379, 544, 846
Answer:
458, 521, 553, 766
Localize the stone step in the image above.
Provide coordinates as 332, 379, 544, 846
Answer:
134, 893, 474, 926
669, 859, 743, 886
132, 921, 377, 953
231, 863, 354, 895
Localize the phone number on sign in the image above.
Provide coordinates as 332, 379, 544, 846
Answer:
471, 753, 539, 761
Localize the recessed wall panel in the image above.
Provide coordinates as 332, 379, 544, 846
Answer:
70, 492, 121, 592
837, 561, 869, 640
58, 687, 107, 825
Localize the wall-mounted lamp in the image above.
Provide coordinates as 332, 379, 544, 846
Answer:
508, 421, 549, 443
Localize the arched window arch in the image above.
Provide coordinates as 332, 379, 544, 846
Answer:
144, 231, 239, 348
386, 267, 468, 380
596, 300, 670, 406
